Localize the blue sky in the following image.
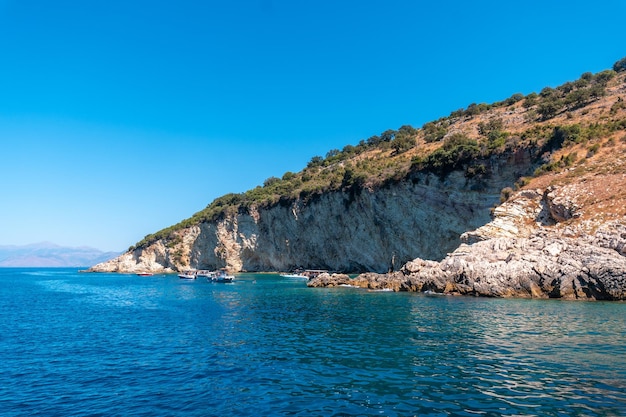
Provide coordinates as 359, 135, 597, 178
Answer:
1, 0, 624, 252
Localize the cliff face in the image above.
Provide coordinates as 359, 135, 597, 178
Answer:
309, 193, 626, 300
308, 141, 626, 300
90, 150, 534, 274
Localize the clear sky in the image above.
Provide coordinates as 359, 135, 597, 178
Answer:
1, 0, 624, 252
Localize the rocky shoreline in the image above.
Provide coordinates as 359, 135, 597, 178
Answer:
308, 188, 626, 300
308, 231, 626, 300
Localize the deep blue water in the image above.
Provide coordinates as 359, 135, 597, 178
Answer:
1, 268, 625, 416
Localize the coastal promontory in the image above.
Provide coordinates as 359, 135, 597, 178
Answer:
92, 59, 626, 299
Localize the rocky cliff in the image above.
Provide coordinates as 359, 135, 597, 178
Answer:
309, 139, 626, 300
90, 149, 535, 274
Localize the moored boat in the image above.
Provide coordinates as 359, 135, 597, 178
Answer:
302, 269, 328, 279
136, 272, 154, 276
178, 270, 197, 280
280, 273, 308, 279
196, 270, 216, 279
280, 268, 308, 279
280, 269, 327, 279
212, 269, 235, 283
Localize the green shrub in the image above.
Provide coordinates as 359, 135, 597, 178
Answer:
423, 121, 448, 143
366, 135, 382, 146
341, 167, 367, 189
562, 152, 578, 166
464, 103, 491, 117
423, 133, 481, 175
614, 57, 626, 73
523, 92, 538, 108
533, 161, 560, 176
595, 70, 616, 85
564, 89, 592, 109
505, 93, 524, 106
487, 131, 508, 150
307, 156, 323, 168
581, 72, 594, 81
587, 143, 601, 157
537, 99, 562, 120
449, 108, 465, 119
380, 129, 396, 142
326, 149, 340, 159
342, 144, 357, 155
465, 164, 487, 178
515, 177, 531, 189
500, 187, 514, 203
398, 125, 417, 136
477, 118, 504, 136
538, 125, 578, 155
540, 87, 556, 98
574, 78, 589, 89
391, 135, 415, 154
585, 122, 610, 141
263, 176, 281, 187
610, 98, 625, 115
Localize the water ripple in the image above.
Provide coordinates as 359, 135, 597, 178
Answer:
0, 270, 625, 416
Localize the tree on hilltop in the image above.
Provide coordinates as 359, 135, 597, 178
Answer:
380, 129, 396, 142
613, 57, 626, 72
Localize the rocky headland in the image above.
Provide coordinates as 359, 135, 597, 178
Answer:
89, 154, 532, 275
309, 188, 626, 300
91, 61, 626, 299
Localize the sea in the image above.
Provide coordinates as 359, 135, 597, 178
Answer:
1, 268, 625, 416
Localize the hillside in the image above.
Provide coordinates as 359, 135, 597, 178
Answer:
131, 59, 626, 249
91, 58, 626, 298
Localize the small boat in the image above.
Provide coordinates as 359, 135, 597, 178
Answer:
280, 269, 327, 279
280, 268, 308, 279
136, 272, 154, 276
196, 270, 216, 279
280, 273, 308, 279
302, 269, 328, 279
178, 270, 197, 280
212, 270, 235, 283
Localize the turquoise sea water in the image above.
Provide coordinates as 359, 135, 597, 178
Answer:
0, 268, 625, 416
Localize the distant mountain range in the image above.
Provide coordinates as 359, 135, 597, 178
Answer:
0, 242, 120, 267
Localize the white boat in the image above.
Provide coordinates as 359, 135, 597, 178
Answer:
280, 268, 309, 279
178, 270, 197, 280
212, 270, 235, 283
280, 269, 327, 279
280, 273, 308, 279
196, 270, 215, 279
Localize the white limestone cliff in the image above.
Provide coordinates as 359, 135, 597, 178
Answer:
90, 150, 533, 274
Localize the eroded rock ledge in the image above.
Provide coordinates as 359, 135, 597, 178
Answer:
308, 232, 626, 300
309, 189, 626, 300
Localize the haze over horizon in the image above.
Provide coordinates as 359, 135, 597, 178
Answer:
1, 0, 624, 252
0, 241, 120, 267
